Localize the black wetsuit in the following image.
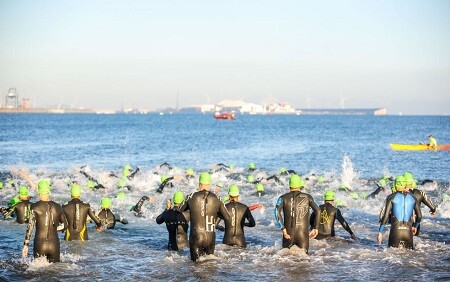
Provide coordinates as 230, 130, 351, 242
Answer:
216, 201, 255, 247
131, 196, 149, 217
156, 177, 175, 193
310, 203, 354, 240
62, 199, 102, 241
159, 162, 173, 170
97, 208, 128, 229
14, 200, 32, 224
280, 170, 297, 176
156, 207, 189, 251
24, 200, 68, 262
275, 191, 320, 253
410, 188, 436, 236
265, 175, 283, 185
379, 191, 422, 249
179, 190, 231, 261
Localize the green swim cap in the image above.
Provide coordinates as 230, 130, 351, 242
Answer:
199, 172, 211, 185
19, 186, 29, 197
443, 193, 450, 202
249, 162, 255, 169
279, 167, 287, 173
339, 183, 348, 191
394, 176, 406, 190
173, 191, 184, 204
71, 184, 82, 197
161, 175, 167, 183
122, 164, 132, 177
229, 164, 234, 170
289, 174, 304, 189
9, 197, 21, 208
378, 178, 387, 187
38, 179, 51, 195
247, 175, 255, 183
87, 180, 95, 189
256, 183, 264, 192
0, 182, 3, 189
360, 192, 368, 199
118, 179, 127, 188
324, 190, 335, 201
116, 191, 126, 200
403, 172, 416, 188
101, 197, 112, 209
228, 185, 240, 196
350, 192, 359, 199
318, 176, 326, 183
222, 195, 230, 203
186, 168, 194, 176
335, 199, 347, 207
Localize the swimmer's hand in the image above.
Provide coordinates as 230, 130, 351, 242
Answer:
377, 232, 383, 244
166, 200, 171, 210
57, 223, 65, 232
22, 241, 29, 258
412, 227, 417, 235
282, 228, 291, 240
96, 225, 104, 232
309, 229, 318, 239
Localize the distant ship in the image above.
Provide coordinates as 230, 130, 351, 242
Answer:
214, 111, 236, 120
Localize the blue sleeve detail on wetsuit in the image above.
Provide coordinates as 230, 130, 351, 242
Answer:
378, 225, 385, 233
275, 197, 283, 229
392, 193, 416, 222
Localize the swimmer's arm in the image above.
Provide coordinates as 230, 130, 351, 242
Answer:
88, 207, 102, 228
155, 211, 165, 224
336, 209, 354, 237
274, 197, 284, 230
218, 200, 231, 221
309, 197, 321, 231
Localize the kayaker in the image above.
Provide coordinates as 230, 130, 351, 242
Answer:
428, 135, 437, 149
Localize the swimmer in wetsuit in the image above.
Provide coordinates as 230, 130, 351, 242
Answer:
97, 197, 128, 229
310, 190, 356, 240
156, 191, 189, 251
13, 186, 33, 224
403, 172, 436, 236
1, 197, 21, 219
378, 176, 422, 249
62, 184, 102, 241
156, 175, 175, 193
216, 185, 255, 247
131, 196, 153, 217
178, 172, 230, 261
275, 174, 320, 253
22, 180, 68, 262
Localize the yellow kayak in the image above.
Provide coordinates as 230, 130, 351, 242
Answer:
389, 144, 450, 151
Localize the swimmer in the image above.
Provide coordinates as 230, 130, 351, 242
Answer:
275, 174, 320, 253
22, 180, 68, 262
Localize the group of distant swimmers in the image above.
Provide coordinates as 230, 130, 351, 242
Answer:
0, 162, 438, 263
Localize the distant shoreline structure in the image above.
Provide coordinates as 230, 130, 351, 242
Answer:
0, 106, 388, 116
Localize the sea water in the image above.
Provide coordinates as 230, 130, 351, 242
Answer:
0, 114, 449, 281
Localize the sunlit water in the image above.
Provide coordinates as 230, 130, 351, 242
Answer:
1, 114, 449, 281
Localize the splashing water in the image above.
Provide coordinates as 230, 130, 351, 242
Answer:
340, 155, 359, 188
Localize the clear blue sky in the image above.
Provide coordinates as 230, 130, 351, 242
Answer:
1, 0, 449, 114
